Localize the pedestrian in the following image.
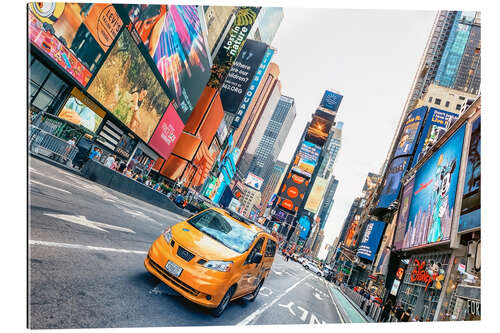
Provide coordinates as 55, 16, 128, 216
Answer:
64, 137, 77, 159
145, 177, 152, 186
380, 299, 393, 322
111, 159, 120, 171
400, 308, 412, 322
118, 161, 126, 173
104, 154, 116, 168
394, 303, 404, 321
89, 147, 99, 161
125, 168, 133, 178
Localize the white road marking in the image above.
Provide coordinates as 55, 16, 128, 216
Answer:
260, 287, 273, 297
30, 180, 71, 194
309, 312, 325, 324
278, 301, 296, 316
29, 167, 43, 175
237, 274, 309, 326
274, 271, 283, 276
324, 280, 346, 324
44, 213, 135, 234
314, 291, 325, 301
297, 305, 308, 321
29, 239, 147, 255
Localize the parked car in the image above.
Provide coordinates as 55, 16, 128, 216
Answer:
144, 208, 278, 317
304, 262, 323, 276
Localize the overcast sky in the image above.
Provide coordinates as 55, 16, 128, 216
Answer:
270, 7, 436, 258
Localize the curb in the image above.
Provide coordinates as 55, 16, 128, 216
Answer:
335, 285, 375, 323
325, 283, 351, 323
29, 152, 83, 177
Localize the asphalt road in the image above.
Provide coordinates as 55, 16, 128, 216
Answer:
28, 157, 352, 329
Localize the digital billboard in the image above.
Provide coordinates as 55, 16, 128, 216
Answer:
304, 177, 329, 214
28, 3, 123, 85
319, 90, 343, 112
58, 88, 105, 133
393, 178, 415, 250
412, 108, 459, 167
357, 220, 386, 262
232, 47, 274, 128
401, 124, 466, 249
298, 215, 311, 240
123, 5, 212, 122
203, 6, 237, 52
278, 172, 310, 213
207, 7, 261, 89
245, 173, 264, 191
459, 116, 480, 232
305, 115, 334, 147
87, 29, 170, 142
377, 156, 410, 208
394, 106, 427, 157
220, 39, 268, 114
362, 172, 381, 193
291, 141, 321, 178
148, 103, 184, 160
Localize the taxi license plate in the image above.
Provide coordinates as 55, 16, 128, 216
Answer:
165, 260, 183, 277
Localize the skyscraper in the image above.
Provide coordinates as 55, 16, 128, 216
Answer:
317, 177, 339, 230
247, 95, 296, 186
260, 160, 287, 214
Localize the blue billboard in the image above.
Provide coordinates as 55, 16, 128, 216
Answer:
357, 220, 386, 262
319, 90, 343, 112
401, 124, 466, 249
412, 108, 459, 168
394, 106, 427, 157
459, 116, 480, 232
377, 156, 410, 208
298, 215, 311, 240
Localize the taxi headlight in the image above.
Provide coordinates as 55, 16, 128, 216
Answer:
163, 227, 173, 243
203, 260, 233, 272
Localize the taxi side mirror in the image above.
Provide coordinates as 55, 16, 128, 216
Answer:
252, 252, 263, 264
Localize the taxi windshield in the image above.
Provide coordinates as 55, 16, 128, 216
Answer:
187, 210, 257, 253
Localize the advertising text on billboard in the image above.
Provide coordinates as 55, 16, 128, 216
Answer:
357, 220, 386, 262
395, 106, 427, 158
319, 90, 343, 112
304, 177, 329, 214
148, 103, 184, 160
377, 156, 410, 208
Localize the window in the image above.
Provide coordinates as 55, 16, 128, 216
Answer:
445, 101, 450, 107
245, 237, 264, 264
265, 239, 276, 257
456, 104, 462, 111
435, 98, 441, 105
29, 58, 69, 114
428, 97, 433, 103
459, 96, 466, 100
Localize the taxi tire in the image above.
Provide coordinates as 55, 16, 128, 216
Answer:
211, 285, 236, 317
248, 279, 264, 302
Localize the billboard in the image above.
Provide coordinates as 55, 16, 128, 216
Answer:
305, 115, 334, 146
148, 103, 184, 160
319, 90, 343, 112
232, 47, 274, 128
377, 156, 410, 208
204, 6, 237, 52
304, 177, 329, 214
123, 5, 212, 122
58, 88, 105, 133
393, 178, 415, 250
394, 106, 427, 157
87, 29, 170, 142
220, 39, 268, 114
278, 172, 310, 213
298, 215, 311, 240
291, 141, 321, 178
459, 116, 481, 232
245, 173, 264, 191
207, 7, 261, 89
362, 172, 381, 193
412, 108, 459, 167
401, 124, 466, 249
357, 220, 386, 262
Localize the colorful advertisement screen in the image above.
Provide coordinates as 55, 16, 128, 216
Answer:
412, 108, 459, 167
319, 90, 343, 112
304, 177, 329, 214
459, 116, 480, 232
305, 115, 333, 147
207, 7, 261, 89
123, 5, 212, 122
357, 220, 386, 262
278, 172, 309, 213
245, 173, 264, 191
291, 141, 321, 178
28, 3, 123, 86
148, 103, 184, 160
402, 124, 466, 249
87, 29, 170, 142
393, 178, 415, 250
394, 106, 427, 158
298, 215, 311, 240
58, 88, 105, 133
377, 156, 410, 208
362, 172, 380, 193
220, 39, 268, 114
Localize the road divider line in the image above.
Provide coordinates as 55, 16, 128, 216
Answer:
30, 180, 71, 194
324, 280, 346, 324
237, 274, 309, 326
29, 240, 147, 255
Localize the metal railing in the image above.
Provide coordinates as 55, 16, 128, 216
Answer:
29, 125, 79, 165
340, 284, 383, 322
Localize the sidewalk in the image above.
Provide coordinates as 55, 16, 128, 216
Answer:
29, 151, 82, 177
327, 284, 374, 323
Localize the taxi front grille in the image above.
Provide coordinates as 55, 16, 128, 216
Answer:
177, 246, 195, 262
148, 256, 200, 296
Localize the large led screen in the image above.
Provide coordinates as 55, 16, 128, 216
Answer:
393, 178, 415, 250
401, 124, 466, 249
319, 90, 343, 112
148, 103, 184, 160
58, 88, 105, 133
377, 156, 410, 208
278, 172, 309, 213
291, 141, 321, 178
87, 29, 170, 142
304, 177, 329, 214
305, 115, 333, 146
394, 106, 427, 157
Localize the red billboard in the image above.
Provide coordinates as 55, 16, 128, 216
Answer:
148, 103, 184, 160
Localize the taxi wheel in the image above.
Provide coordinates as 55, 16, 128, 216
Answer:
248, 279, 264, 302
211, 285, 235, 317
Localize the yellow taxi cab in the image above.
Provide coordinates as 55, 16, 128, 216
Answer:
144, 207, 278, 316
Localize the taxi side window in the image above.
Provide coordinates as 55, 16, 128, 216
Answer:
265, 239, 276, 257
245, 238, 264, 265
